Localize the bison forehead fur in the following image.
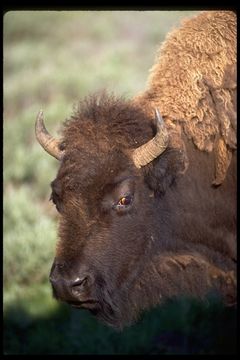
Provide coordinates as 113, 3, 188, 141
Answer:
38, 11, 236, 329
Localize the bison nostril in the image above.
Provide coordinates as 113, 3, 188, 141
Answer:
72, 277, 88, 288
57, 263, 65, 269
71, 277, 89, 297
49, 261, 66, 284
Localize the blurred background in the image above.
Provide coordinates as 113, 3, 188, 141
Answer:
3, 10, 236, 354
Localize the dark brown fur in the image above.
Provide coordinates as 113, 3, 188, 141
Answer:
46, 11, 236, 329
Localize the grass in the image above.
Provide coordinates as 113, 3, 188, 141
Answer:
4, 295, 236, 354
3, 10, 236, 354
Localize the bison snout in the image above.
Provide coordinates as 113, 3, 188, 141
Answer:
49, 260, 94, 304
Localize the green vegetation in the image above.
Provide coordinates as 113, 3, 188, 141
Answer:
3, 10, 236, 354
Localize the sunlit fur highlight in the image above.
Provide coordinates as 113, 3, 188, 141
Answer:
134, 10, 236, 185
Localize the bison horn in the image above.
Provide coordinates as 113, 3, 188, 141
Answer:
35, 110, 64, 160
131, 109, 169, 168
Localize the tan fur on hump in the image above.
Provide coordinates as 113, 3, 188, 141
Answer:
134, 11, 236, 184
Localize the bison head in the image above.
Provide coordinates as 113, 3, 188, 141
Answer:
35, 93, 191, 329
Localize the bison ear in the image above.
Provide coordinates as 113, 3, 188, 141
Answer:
143, 147, 188, 197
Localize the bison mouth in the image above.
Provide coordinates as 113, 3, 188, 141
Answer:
68, 297, 123, 328
68, 299, 100, 312
51, 277, 131, 328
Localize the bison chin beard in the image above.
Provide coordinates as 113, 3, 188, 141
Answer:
93, 279, 138, 330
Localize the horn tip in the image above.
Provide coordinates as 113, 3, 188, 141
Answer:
36, 110, 45, 131
37, 109, 44, 119
35, 110, 46, 138
155, 108, 164, 125
36, 109, 43, 120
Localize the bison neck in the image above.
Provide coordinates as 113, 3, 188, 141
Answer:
130, 138, 236, 317
129, 251, 236, 318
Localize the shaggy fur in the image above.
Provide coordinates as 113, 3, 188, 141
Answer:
45, 11, 236, 329
134, 10, 236, 185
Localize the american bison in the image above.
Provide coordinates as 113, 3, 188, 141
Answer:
35, 11, 236, 329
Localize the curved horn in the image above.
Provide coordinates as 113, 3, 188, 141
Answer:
132, 109, 169, 168
35, 110, 64, 160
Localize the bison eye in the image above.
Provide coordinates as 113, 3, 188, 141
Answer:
113, 194, 133, 212
118, 195, 132, 206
